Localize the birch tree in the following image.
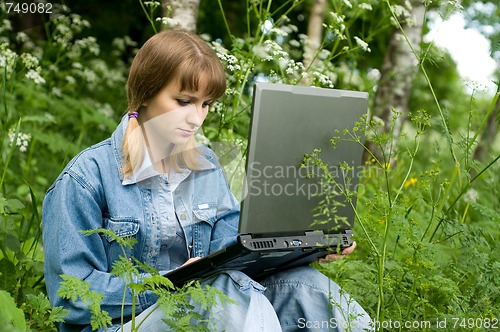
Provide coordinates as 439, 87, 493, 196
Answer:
364, 0, 425, 163
462, 0, 499, 162
303, 0, 327, 71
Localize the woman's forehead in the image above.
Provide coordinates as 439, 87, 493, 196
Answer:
177, 72, 213, 94
164, 74, 210, 97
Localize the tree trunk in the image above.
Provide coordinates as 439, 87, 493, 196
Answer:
162, 0, 200, 33
472, 94, 499, 162
303, 0, 327, 71
363, 0, 425, 164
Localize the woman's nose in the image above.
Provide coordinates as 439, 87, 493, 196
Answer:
186, 104, 204, 127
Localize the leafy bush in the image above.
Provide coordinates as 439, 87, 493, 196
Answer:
1, 3, 130, 330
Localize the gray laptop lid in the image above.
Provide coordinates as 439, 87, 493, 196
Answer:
240, 83, 368, 235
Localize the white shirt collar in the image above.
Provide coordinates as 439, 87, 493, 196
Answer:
121, 146, 215, 186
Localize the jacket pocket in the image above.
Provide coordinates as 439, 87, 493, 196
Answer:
192, 205, 217, 226
103, 217, 140, 266
103, 217, 140, 242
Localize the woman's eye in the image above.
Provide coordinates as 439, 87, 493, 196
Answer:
202, 101, 213, 108
177, 99, 190, 106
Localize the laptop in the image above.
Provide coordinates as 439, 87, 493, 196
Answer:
163, 82, 368, 287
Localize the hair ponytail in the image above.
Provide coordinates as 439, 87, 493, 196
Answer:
122, 110, 145, 178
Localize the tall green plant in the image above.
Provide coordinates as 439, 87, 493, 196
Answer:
58, 229, 232, 331
310, 1, 499, 330
0, 2, 131, 329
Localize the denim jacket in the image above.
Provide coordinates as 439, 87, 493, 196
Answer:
42, 115, 240, 331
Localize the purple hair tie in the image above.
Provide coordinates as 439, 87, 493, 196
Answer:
129, 111, 139, 119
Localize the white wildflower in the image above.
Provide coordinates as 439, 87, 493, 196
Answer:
112, 36, 137, 52
281, 23, 298, 34
217, 51, 241, 72
81, 68, 97, 83
75, 37, 100, 55
99, 103, 115, 118
103, 67, 126, 87
54, 24, 73, 45
144, 1, 161, 8
195, 131, 210, 146
210, 100, 224, 113
318, 49, 331, 60
16, 32, 30, 43
270, 27, 289, 37
367, 68, 381, 81
89, 59, 108, 74
359, 3, 373, 11
464, 188, 479, 204
464, 80, 488, 92
65, 75, 76, 85
261, 19, 274, 34
448, 0, 463, 11
354, 36, 371, 52
289, 39, 300, 48
69, 14, 91, 31
0, 43, 18, 75
156, 17, 179, 28
252, 44, 273, 61
392, 5, 411, 19
264, 40, 288, 58
51, 87, 62, 97
226, 54, 239, 65
44, 112, 56, 122
0, 19, 12, 33
67, 47, 82, 59
25, 69, 46, 84
329, 12, 344, 24
342, 0, 352, 8
20, 53, 39, 69
312, 72, 334, 88
47, 64, 57, 72
72, 62, 83, 70
8, 129, 32, 153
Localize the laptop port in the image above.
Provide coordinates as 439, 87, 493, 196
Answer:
290, 240, 302, 246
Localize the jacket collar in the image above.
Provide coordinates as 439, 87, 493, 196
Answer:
111, 114, 216, 185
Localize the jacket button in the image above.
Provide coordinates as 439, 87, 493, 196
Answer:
180, 213, 187, 220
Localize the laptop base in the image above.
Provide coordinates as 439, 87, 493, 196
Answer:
163, 229, 353, 287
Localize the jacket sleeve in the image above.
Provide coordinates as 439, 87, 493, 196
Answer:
208, 167, 240, 253
42, 171, 156, 325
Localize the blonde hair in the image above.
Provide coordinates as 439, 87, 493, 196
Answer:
122, 30, 226, 178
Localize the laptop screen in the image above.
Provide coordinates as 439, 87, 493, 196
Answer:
239, 83, 368, 235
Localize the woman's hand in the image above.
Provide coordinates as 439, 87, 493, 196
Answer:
318, 241, 356, 264
181, 256, 201, 266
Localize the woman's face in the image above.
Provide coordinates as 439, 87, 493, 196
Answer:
138, 76, 213, 159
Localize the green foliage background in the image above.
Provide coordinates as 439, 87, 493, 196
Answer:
0, 0, 498, 331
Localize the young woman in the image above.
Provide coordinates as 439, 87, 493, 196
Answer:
43, 30, 372, 332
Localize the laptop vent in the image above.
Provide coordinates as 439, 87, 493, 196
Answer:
251, 240, 275, 249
